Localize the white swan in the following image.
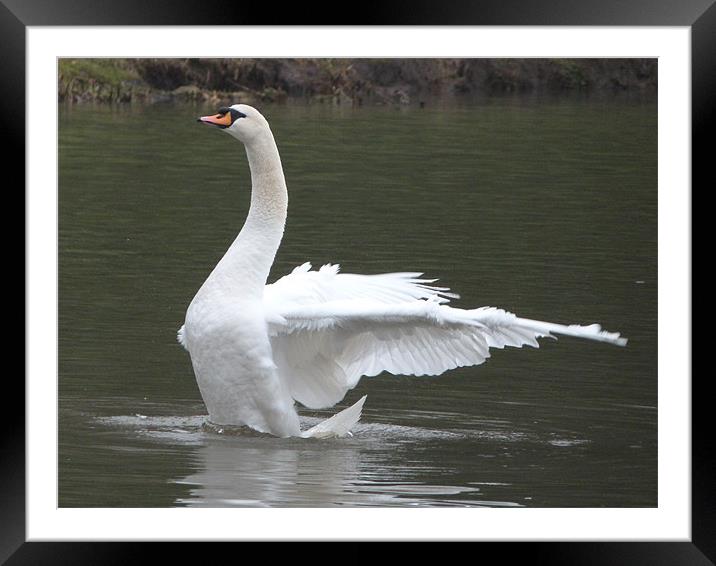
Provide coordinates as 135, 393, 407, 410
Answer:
179, 104, 627, 439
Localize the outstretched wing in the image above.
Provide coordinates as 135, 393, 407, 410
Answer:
264, 264, 626, 410
264, 262, 459, 309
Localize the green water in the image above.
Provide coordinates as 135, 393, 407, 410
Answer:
59, 96, 657, 507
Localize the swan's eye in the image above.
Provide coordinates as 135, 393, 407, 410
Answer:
198, 107, 248, 129
216, 107, 247, 123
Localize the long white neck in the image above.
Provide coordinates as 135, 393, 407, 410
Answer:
209, 128, 287, 299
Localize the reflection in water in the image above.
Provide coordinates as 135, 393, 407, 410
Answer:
96, 413, 581, 507
177, 439, 370, 507
79, 393, 653, 507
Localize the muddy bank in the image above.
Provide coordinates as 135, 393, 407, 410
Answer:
58, 58, 657, 106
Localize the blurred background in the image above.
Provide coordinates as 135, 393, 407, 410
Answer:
58, 58, 656, 509
58, 58, 657, 106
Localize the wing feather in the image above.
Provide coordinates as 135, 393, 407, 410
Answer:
264, 264, 626, 409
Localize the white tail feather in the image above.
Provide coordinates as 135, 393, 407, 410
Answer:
301, 395, 367, 439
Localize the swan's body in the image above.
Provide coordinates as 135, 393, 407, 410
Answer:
180, 104, 626, 438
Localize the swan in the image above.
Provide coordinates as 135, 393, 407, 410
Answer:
179, 103, 627, 439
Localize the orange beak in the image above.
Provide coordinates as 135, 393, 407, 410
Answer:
198, 113, 233, 127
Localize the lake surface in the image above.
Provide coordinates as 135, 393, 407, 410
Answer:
59, 96, 657, 508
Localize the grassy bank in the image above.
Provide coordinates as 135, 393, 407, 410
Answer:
58, 58, 657, 106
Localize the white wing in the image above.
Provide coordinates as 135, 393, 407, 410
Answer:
264, 263, 626, 410
264, 262, 459, 309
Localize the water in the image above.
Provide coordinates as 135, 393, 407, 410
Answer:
59, 96, 657, 507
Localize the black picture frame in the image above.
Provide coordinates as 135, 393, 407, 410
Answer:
9, 0, 706, 562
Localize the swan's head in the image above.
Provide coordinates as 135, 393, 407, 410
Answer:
197, 104, 269, 144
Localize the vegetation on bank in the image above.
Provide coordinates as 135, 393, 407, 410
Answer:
59, 58, 657, 105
